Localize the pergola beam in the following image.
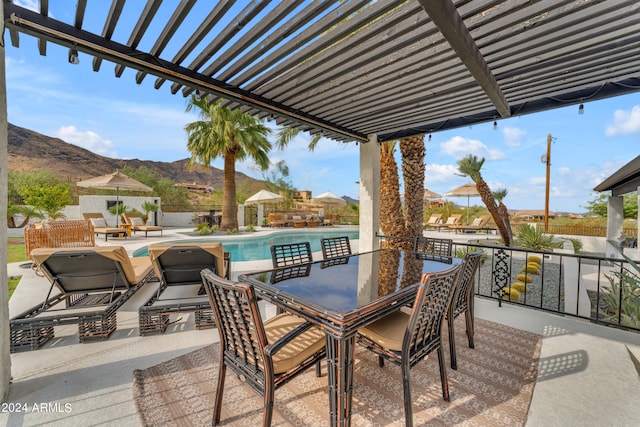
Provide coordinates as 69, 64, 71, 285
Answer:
4, 3, 367, 143
418, 0, 511, 118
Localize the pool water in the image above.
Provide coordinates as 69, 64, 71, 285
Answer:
133, 229, 359, 262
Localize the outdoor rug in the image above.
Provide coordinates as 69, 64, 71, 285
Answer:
132, 318, 541, 426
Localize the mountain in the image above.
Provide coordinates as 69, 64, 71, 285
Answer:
7, 123, 262, 191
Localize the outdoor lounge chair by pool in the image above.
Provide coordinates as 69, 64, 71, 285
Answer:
449, 214, 494, 234
138, 242, 230, 336
82, 212, 126, 241
423, 213, 443, 230
10, 246, 154, 352
122, 212, 163, 237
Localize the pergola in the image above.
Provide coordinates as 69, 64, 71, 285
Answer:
1, 0, 640, 399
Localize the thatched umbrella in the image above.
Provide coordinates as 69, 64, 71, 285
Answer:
444, 183, 480, 223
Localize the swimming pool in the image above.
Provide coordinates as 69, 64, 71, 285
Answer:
133, 229, 359, 262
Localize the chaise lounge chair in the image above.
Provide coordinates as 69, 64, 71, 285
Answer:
441, 213, 463, 231
82, 212, 126, 241
10, 246, 154, 352
122, 212, 163, 238
449, 214, 494, 234
138, 242, 230, 335
423, 213, 443, 230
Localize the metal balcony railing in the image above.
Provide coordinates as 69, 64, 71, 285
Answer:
454, 241, 640, 334
377, 234, 640, 334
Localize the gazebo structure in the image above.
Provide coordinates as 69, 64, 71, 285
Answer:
1, 1, 640, 403
594, 155, 640, 259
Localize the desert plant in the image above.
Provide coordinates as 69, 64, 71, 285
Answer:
601, 254, 640, 328
108, 203, 127, 217
195, 222, 211, 235
140, 201, 159, 223
515, 224, 563, 251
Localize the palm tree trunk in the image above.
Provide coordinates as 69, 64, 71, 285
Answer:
399, 136, 425, 239
498, 201, 513, 243
380, 142, 406, 247
221, 152, 238, 231
475, 179, 511, 246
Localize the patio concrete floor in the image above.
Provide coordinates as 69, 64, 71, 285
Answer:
3, 226, 640, 426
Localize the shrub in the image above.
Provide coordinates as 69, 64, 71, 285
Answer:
601, 254, 640, 328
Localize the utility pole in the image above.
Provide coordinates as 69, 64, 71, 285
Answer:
542, 133, 552, 232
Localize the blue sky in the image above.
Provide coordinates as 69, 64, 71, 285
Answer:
6, 1, 640, 213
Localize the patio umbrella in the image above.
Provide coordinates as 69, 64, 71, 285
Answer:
312, 191, 347, 205
423, 188, 441, 199
444, 183, 480, 223
245, 189, 284, 205
77, 171, 152, 227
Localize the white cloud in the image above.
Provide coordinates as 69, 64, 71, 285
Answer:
606, 105, 640, 136
424, 163, 459, 183
503, 127, 526, 147
557, 166, 571, 175
54, 125, 118, 158
440, 136, 505, 160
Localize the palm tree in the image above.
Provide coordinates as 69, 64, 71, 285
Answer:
399, 135, 425, 239
379, 141, 406, 245
492, 188, 513, 244
457, 155, 511, 246
185, 97, 272, 231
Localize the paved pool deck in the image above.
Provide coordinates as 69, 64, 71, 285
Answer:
4, 226, 640, 426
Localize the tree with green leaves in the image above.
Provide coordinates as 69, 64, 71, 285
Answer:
186, 97, 278, 230
22, 182, 72, 219
457, 155, 511, 246
584, 193, 638, 218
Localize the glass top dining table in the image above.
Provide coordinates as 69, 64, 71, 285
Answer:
239, 248, 461, 427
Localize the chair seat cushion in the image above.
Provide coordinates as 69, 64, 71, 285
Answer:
358, 310, 410, 351
264, 313, 325, 374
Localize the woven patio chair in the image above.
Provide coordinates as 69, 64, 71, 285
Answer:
138, 242, 230, 336
200, 270, 326, 427
357, 264, 461, 427
24, 220, 96, 261
270, 242, 313, 268
10, 246, 153, 352
447, 249, 483, 370
449, 214, 494, 234
414, 236, 453, 263
320, 235, 352, 259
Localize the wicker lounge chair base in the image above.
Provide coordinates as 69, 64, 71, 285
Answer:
138, 290, 216, 336
139, 243, 229, 336
11, 246, 155, 352
10, 274, 151, 352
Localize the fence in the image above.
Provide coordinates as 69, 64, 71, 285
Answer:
455, 240, 640, 334
377, 234, 640, 334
